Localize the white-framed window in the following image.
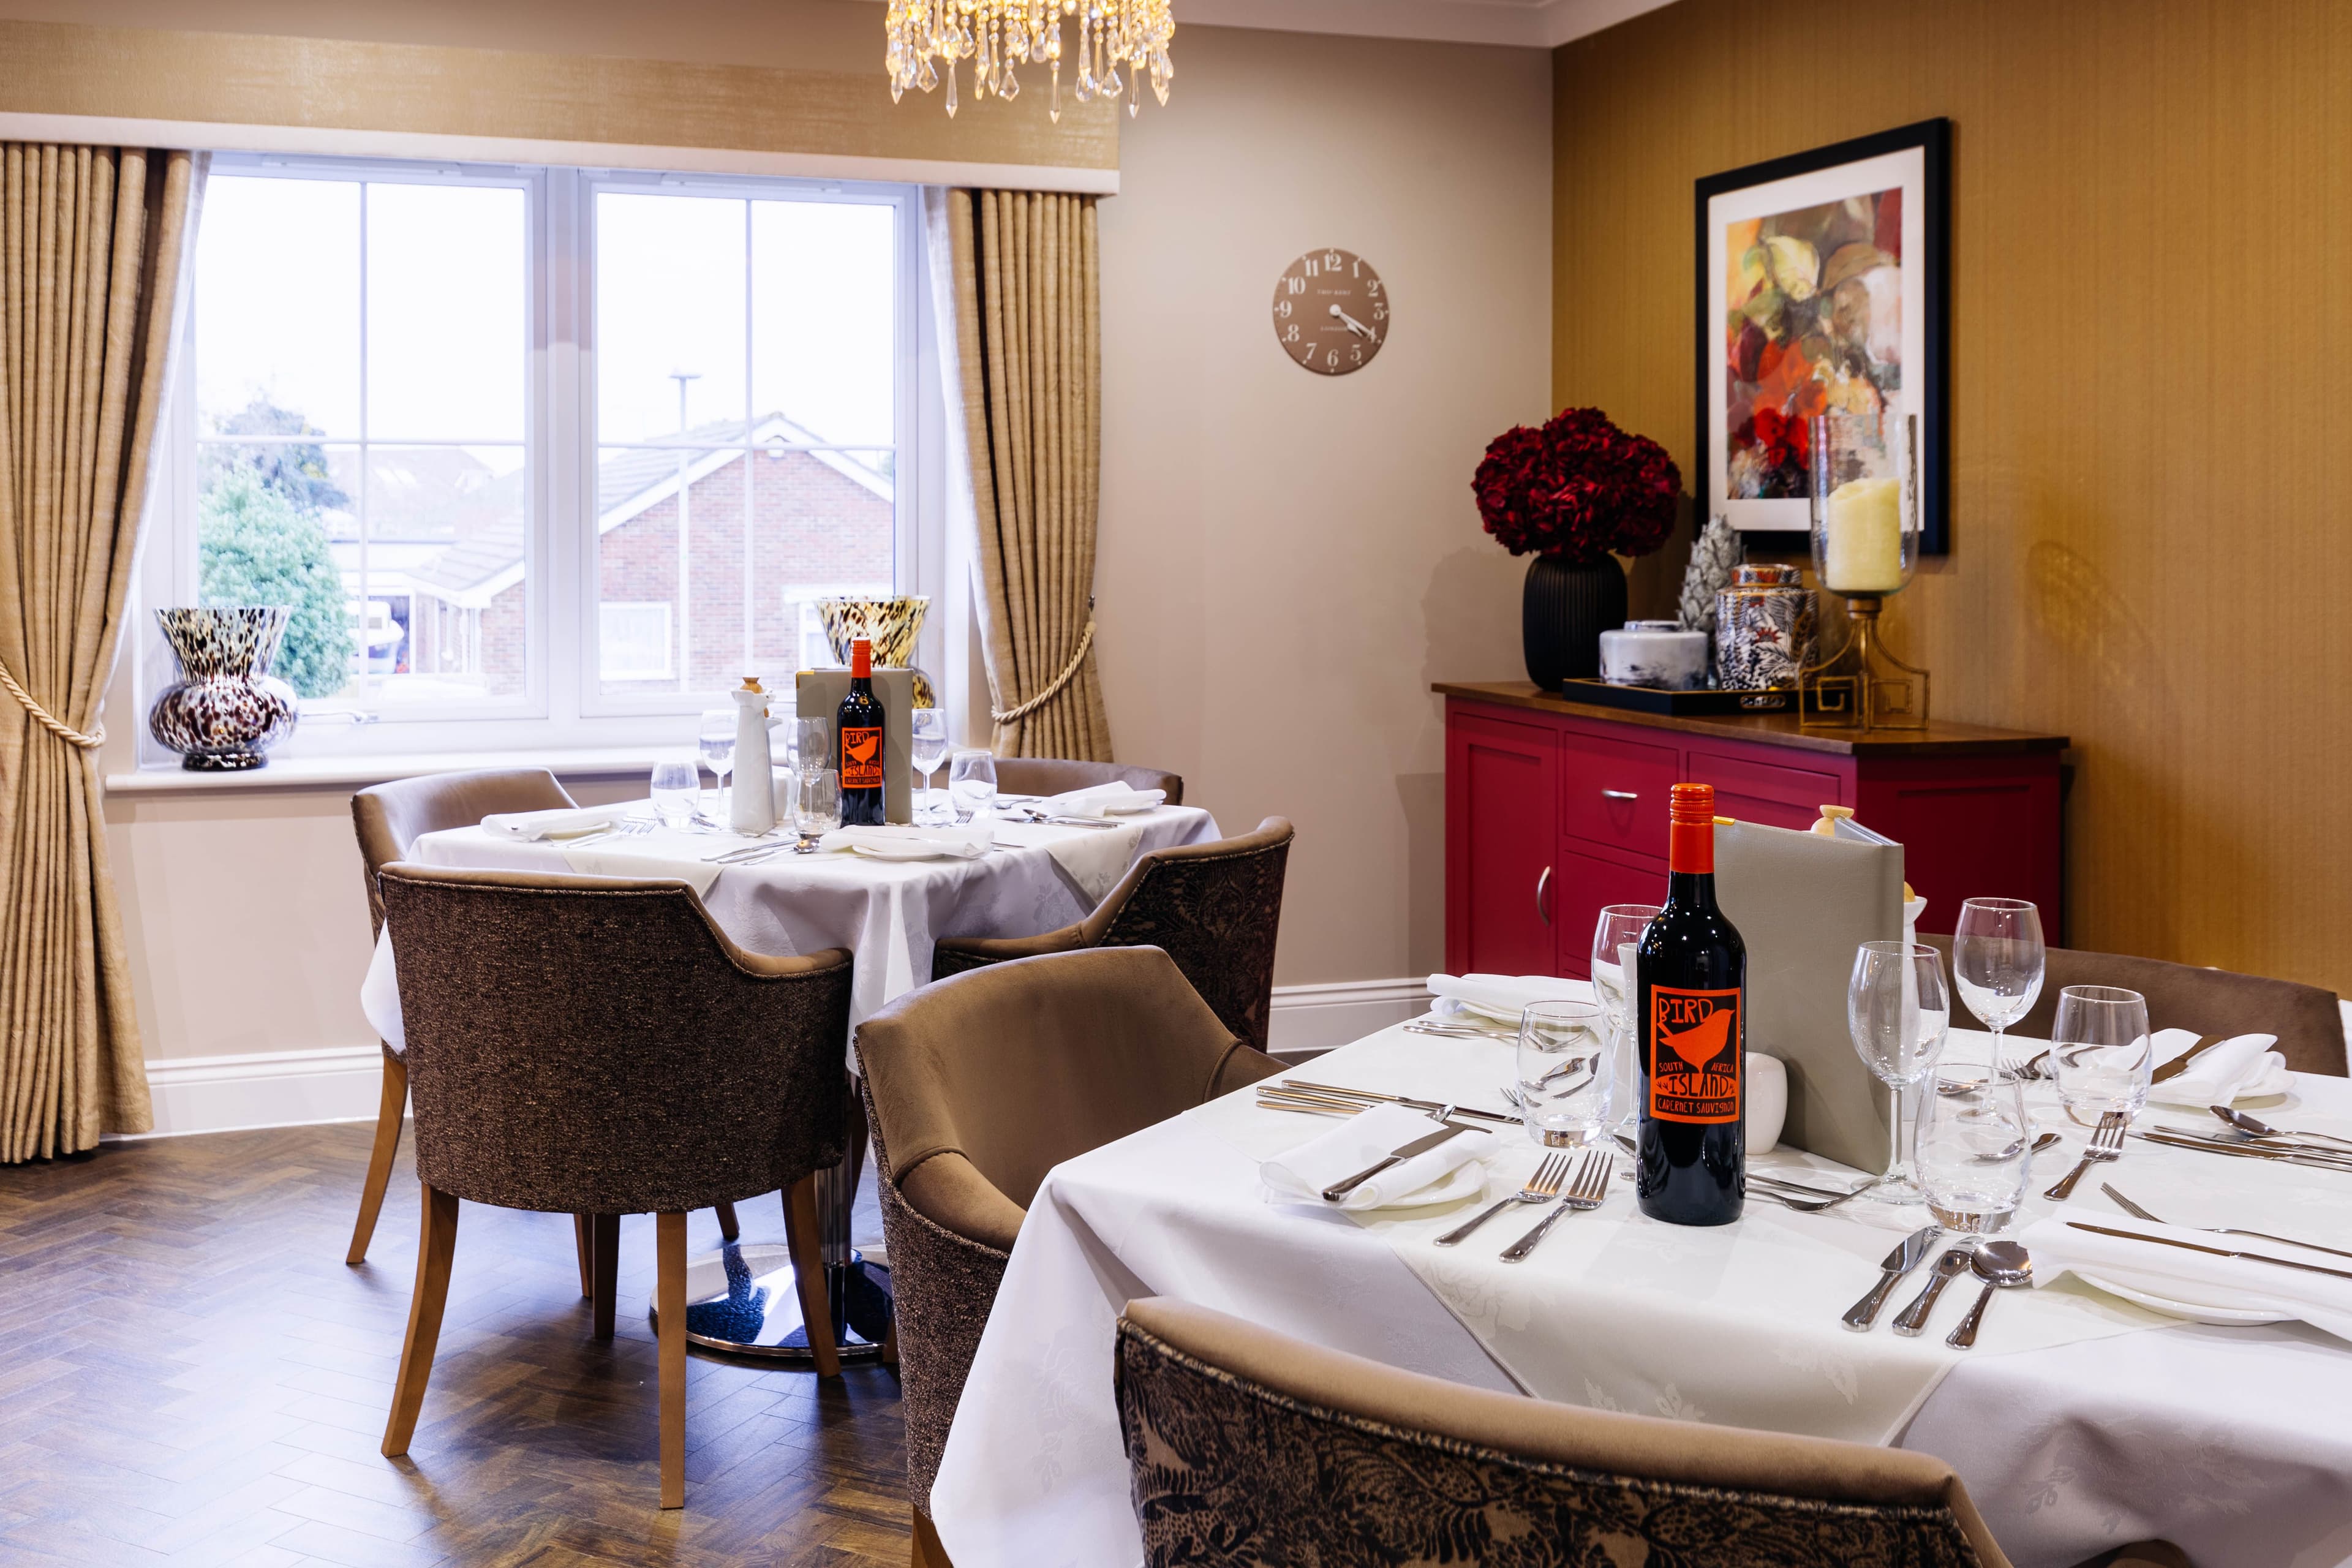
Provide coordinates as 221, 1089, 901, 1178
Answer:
139, 156, 936, 765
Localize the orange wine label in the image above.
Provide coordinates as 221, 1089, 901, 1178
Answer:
840, 726, 884, 790
1648, 986, 1741, 1124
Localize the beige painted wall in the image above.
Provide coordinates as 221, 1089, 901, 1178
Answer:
1096, 26, 1551, 986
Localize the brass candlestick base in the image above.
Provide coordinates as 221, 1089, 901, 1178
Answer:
1798, 594, 1930, 731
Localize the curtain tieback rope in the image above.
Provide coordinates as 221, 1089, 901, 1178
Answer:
990, 620, 1096, 725
0, 658, 104, 748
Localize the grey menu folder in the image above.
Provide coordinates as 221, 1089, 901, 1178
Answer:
1713, 819, 1907, 1177
794, 669, 914, 824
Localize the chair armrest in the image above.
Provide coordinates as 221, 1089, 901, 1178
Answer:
899, 1150, 1026, 1252
932, 924, 1090, 965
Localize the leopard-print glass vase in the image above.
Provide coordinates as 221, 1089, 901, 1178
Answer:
148, 607, 300, 771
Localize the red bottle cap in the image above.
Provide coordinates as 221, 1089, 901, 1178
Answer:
851, 638, 872, 678
1668, 782, 1715, 873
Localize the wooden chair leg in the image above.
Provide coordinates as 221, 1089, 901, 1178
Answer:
714, 1200, 740, 1242
655, 1211, 688, 1509
590, 1213, 620, 1340
381, 1183, 458, 1457
344, 1047, 408, 1265
573, 1215, 592, 1298
910, 1505, 953, 1568
782, 1175, 840, 1378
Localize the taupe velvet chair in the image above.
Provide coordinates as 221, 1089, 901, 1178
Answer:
1114, 1297, 2190, 1568
374, 861, 851, 1507
992, 756, 1183, 805
930, 818, 1292, 1050
855, 946, 1282, 1563
1920, 933, 2346, 1076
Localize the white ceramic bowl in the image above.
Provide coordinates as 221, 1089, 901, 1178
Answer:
1599, 621, 1709, 690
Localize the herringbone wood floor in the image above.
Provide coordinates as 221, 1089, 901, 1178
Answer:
0, 1124, 910, 1568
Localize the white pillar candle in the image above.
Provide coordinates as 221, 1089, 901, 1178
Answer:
1822, 477, 1905, 593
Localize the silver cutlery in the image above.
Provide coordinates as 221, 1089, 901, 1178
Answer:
1435, 1153, 1572, 1246
1272, 1080, 1524, 1127
2212, 1105, 2352, 1152
1749, 1172, 1890, 1213
1499, 1150, 1612, 1262
1946, 1240, 2032, 1349
2065, 1220, 2352, 1283
1842, 1226, 1944, 1331
1404, 1018, 1520, 1042
2043, 1110, 2127, 1200
1999, 1047, 2052, 1081
1322, 1114, 1469, 1202
567, 818, 655, 848
2101, 1184, 2352, 1261
2132, 1129, 2352, 1174
2148, 1035, 2229, 1085
1893, 1245, 1977, 1336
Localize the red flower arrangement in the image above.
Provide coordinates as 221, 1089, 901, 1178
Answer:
1472, 407, 1682, 565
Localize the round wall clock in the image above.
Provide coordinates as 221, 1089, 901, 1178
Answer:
1273, 248, 1387, 375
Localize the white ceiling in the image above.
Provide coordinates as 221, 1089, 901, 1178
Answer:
1174, 0, 1678, 48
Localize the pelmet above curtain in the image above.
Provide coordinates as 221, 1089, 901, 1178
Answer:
0, 145, 202, 1163
929, 187, 1113, 761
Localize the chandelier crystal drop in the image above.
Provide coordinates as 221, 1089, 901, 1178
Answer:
886, 0, 1174, 123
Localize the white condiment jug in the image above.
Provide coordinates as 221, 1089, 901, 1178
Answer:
729, 678, 778, 834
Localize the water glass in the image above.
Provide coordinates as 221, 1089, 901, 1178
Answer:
1847, 940, 1951, 1202
697, 708, 736, 809
795, 768, 842, 838
911, 709, 950, 823
948, 750, 998, 820
2051, 985, 2152, 1128
650, 757, 700, 827
791, 717, 831, 775
1590, 903, 1660, 1128
1952, 897, 2046, 1071
1517, 1001, 1613, 1148
1915, 1069, 2032, 1232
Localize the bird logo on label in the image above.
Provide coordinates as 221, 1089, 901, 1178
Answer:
1660, 1006, 1734, 1070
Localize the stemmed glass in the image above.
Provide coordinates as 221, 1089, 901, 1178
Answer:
2050, 986, 2153, 1129
698, 708, 736, 816
948, 750, 998, 823
792, 717, 831, 777
1590, 903, 1661, 1131
1847, 940, 1951, 1203
795, 769, 842, 839
650, 758, 701, 828
910, 710, 950, 824
1915, 1068, 2032, 1232
1952, 898, 2046, 1074
1517, 1001, 1613, 1148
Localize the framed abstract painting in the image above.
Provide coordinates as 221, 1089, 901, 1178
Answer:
1696, 119, 1949, 552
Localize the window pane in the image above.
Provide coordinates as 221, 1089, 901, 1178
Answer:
195, 177, 360, 437
764, 446, 895, 668
751, 201, 896, 447
596, 193, 748, 445
595, 442, 751, 695
380, 445, 528, 701
367, 184, 527, 441
197, 442, 362, 704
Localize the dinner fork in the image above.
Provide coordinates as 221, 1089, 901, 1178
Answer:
2042, 1110, 2127, 1200
1434, 1153, 1570, 1246
1499, 1150, 1612, 1262
1404, 1018, 1520, 1042
567, 818, 655, 849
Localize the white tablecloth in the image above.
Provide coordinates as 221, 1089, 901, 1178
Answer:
358, 804, 1219, 1063
932, 1014, 2352, 1568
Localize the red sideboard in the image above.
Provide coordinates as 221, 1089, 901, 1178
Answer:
1439, 681, 2070, 980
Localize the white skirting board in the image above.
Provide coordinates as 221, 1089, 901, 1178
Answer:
1266, 977, 1427, 1063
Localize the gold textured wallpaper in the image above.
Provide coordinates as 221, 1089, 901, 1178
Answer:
1554, 0, 2352, 992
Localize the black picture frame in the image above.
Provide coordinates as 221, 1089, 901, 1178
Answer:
1694, 118, 1950, 557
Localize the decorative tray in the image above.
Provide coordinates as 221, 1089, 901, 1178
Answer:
1558, 678, 1793, 715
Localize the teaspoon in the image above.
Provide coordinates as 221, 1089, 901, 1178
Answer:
1945, 1240, 2032, 1348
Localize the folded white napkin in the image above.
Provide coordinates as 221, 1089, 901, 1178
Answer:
816, 824, 992, 860
1427, 972, 1592, 1026
480, 805, 626, 842
2021, 1212, 2352, 1343
1044, 782, 1166, 817
2146, 1027, 2290, 1106
1261, 1101, 1497, 1211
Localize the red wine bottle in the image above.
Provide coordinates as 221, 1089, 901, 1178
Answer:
1635, 782, 1745, 1226
838, 638, 886, 826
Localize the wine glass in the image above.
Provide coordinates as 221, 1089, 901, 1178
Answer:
795, 768, 842, 839
948, 750, 998, 822
910, 710, 950, 824
1517, 1001, 1613, 1148
697, 709, 736, 815
791, 717, 831, 776
1915, 1068, 2032, 1232
2050, 985, 2153, 1129
1590, 903, 1661, 1130
650, 758, 700, 828
1847, 940, 1951, 1203
1952, 897, 2046, 1074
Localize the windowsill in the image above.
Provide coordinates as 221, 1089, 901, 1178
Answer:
105, 745, 667, 795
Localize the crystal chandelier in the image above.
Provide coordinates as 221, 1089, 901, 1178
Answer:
885, 1, 1174, 123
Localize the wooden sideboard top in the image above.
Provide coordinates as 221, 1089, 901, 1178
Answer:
1434, 681, 2070, 758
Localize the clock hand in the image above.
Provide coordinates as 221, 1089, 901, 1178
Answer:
1327, 303, 1376, 341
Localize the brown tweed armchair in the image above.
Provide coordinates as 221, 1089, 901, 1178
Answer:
1115, 1297, 2189, 1568
930, 817, 1292, 1050
1920, 933, 2346, 1076
375, 861, 852, 1508
855, 947, 1281, 1564
992, 757, 1183, 804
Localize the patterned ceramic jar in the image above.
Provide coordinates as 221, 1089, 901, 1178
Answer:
1714, 565, 1817, 709
815, 595, 935, 708
148, 607, 299, 770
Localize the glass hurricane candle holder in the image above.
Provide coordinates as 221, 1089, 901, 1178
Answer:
1799, 409, 1931, 731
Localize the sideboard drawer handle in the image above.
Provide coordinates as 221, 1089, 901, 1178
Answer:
1600, 788, 1638, 801
1536, 865, 1553, 925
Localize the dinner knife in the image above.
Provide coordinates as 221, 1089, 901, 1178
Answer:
2152, 1125, 2352, 1163
1272, 1081, 1524, 1126
2065, 1221, 2352, 1283
2132, 1131, 2352, 1174
2149, 1033, 2229, 1085
1322, 1120, 1472, 1202
1841, 1225, 1944, 1331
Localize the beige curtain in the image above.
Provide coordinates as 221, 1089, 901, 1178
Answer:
937, 188, 1113, 761
0, 145, 200, 1163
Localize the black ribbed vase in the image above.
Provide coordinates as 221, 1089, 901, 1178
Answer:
1521, 554, 1627, 690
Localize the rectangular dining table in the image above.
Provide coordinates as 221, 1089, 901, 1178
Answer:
930, 1006, 2352, 1568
